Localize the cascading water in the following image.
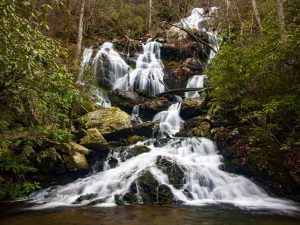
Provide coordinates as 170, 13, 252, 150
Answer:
153, 99, 184, 136
29, 136, 298, 211
185, 75, 207, 98
77, 48, 93, 86
131, 105, 142, 125
114, 41, 165, 96
93, 42, 130, 89
91, 89, 111, 108
27, 7, 299, 214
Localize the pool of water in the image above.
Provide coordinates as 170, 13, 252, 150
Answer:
1, 203, 299, 225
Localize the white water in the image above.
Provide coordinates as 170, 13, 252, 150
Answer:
93, 42, 130, 89
29, 137, 298, 212
185, 75, 207, 98
131, 105, 142, 124
77, 48, 93, 86
153, 102, 184, 136
91, 88, 111, 108
114, 41, 165, 96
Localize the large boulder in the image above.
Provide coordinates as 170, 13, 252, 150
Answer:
80, 107, 132, 135
56, 142, 92, 173
178, 116, 211, 138
156, 157, 185, 189
103, 121, 158, 142
140, 98, 171, 119
108, 89, 148, 113
80, 128, 108, 151
180, 97, 207, 120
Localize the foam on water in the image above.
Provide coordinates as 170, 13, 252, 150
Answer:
114, 41, 165, 95
29, 137, 298, 212
185, 75, 207, 98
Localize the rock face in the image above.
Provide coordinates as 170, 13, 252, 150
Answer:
108, 89, 148, 113
140, 98, 171, 119
108, 89, 171, 120
180, 97, 206, 120
80, 107, 132, 135
156, 158, 185, 189
80, 128, 108, 151
114, 172, 174, 205
178, 116, 211, 138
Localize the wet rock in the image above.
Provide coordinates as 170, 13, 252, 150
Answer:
114, 182, 139, 205
63, 152, 89, 172
178, 116, 211, 138
108, 157, 119, 168
80, 128, 108, 151
57, 142, 91, 155
137, 171, 174, 204
156, 158, 185, 189
125, 145, 151, 159
161, 40, 207, 62
157, 184, 173, 204
103, 121, 157, 142
108, 89, 149, 113
80, 107, 132, 135
140, 98, 171, 120
180, 97, 206, 120
182, 58, 204, 73
74, 193, 98, 204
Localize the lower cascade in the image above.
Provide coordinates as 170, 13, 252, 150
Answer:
30, 138, 297, 211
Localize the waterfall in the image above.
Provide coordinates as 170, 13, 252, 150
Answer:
93, 42, 130, 89
153, 100, 184, 136
207, 31, 221, 62
77, 48, 93, 86
91, 88, 111, 108
29, 137, 297, 211
185, 75, 207, 98
131, 105, 142, 125
114, 41, 165, 96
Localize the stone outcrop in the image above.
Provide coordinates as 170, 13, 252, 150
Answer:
80, 107, 132, 135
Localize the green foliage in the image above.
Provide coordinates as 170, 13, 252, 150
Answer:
0, 0, 82, 199
208, 0, 300, 148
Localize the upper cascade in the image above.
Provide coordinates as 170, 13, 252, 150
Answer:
93, 42, 130, 89
77, 47, 93, 85
114, 41, 165, 96
185, 75, 207, 98
153, 98, 184, 136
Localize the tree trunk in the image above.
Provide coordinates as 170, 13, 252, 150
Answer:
225, 0, 231, 38
251, 0, 262, 31
64, 0, 72, 45
276, 0, 286, 40
76, 0, 86, 62
148, 0, 152, 29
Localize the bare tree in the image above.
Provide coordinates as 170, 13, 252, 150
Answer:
64, 0, 72, 45
148, 0, 152, 29
251, 0, 262, 31
76, 0, 86, 62
276, 0, 286, 40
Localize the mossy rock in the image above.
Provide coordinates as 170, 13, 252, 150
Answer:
180, 97, 207, 120
137, 171, 174, 204
63, 152, 89, 172
80, 107, 132, 135
125, 145, 151, 159
156, 158, 185, 188
57, 142, 91, 156
80, 128, 108, 151
179, 116, 211, 138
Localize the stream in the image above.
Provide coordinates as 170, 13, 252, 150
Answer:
1, 7, 299, 225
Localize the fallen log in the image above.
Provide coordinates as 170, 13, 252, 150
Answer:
155, 87, 210, 97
